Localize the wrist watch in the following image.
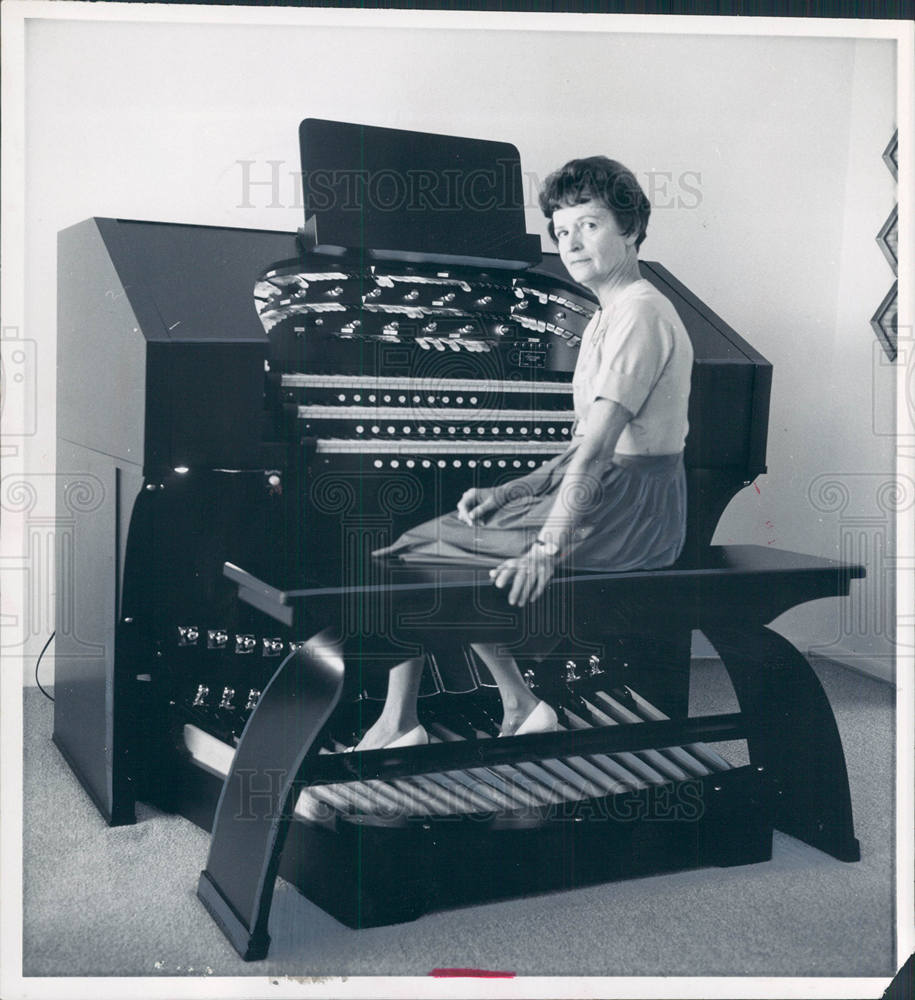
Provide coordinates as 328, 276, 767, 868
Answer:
534, 538, 560, 558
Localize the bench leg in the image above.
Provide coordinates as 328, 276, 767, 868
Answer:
703, 623, 860, 861
197, 633, 345, 960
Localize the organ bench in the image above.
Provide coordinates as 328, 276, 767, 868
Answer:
195, 544, 864, 959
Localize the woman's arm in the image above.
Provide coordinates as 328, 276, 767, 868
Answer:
491, 397, 632, 606
535, 397, 631, 551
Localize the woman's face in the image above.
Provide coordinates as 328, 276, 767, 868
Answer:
552, 199, 638, 292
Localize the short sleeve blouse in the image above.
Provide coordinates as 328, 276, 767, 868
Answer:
572, 279, 693, 455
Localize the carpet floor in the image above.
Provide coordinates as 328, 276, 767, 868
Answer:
21, 657, 895, 979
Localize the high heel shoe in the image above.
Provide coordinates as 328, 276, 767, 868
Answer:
343, 724, 429, 752
384, 724, 429, 748
502, 699, 559, 737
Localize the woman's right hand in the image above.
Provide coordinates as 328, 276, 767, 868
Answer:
456, 487, 499, 526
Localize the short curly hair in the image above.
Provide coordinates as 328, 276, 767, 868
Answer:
539, 156, 651, 250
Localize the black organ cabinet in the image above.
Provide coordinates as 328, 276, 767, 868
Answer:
54, 120, 860, 957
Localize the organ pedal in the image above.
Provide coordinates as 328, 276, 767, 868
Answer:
182, 682, 736, 822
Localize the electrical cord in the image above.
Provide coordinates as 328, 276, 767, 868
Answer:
35, 631, 55, 701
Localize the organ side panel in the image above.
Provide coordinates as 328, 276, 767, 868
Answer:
54, 219, 149, 824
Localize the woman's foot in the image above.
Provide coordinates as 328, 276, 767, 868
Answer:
348, 720, 429, 752
500, 699, 559, 737
385, 725, 430, 749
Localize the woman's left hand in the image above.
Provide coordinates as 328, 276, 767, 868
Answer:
490, 545, 557, 607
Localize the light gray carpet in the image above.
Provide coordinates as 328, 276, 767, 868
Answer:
22, 658, 895, 978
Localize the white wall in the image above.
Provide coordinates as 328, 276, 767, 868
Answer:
763, 39, 900, 677
8, 12, 901, 683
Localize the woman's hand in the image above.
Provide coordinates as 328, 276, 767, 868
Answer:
456, 487, 499, 526
489, 544, 557, 607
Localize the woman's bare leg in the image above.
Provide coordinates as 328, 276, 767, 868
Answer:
355, 644, 554, 747
354, 656, 426, 750
470, 642, 544, 735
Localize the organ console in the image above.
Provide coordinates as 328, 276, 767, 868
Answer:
53, 120, 861, 959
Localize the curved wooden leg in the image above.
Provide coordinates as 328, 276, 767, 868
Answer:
703, 623, 860, 861
197, 631, 345, 960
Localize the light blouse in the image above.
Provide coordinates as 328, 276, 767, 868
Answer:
571, 279, 693, 456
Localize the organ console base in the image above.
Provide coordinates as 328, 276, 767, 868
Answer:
292, 767, 774, 931
191, 735, 774, 935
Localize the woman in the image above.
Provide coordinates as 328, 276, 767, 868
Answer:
351, 155, 694, 751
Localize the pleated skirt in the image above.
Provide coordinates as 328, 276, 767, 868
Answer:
373, 443, 687, 572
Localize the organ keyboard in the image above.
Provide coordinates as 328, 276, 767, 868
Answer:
52, 120, 860, 960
